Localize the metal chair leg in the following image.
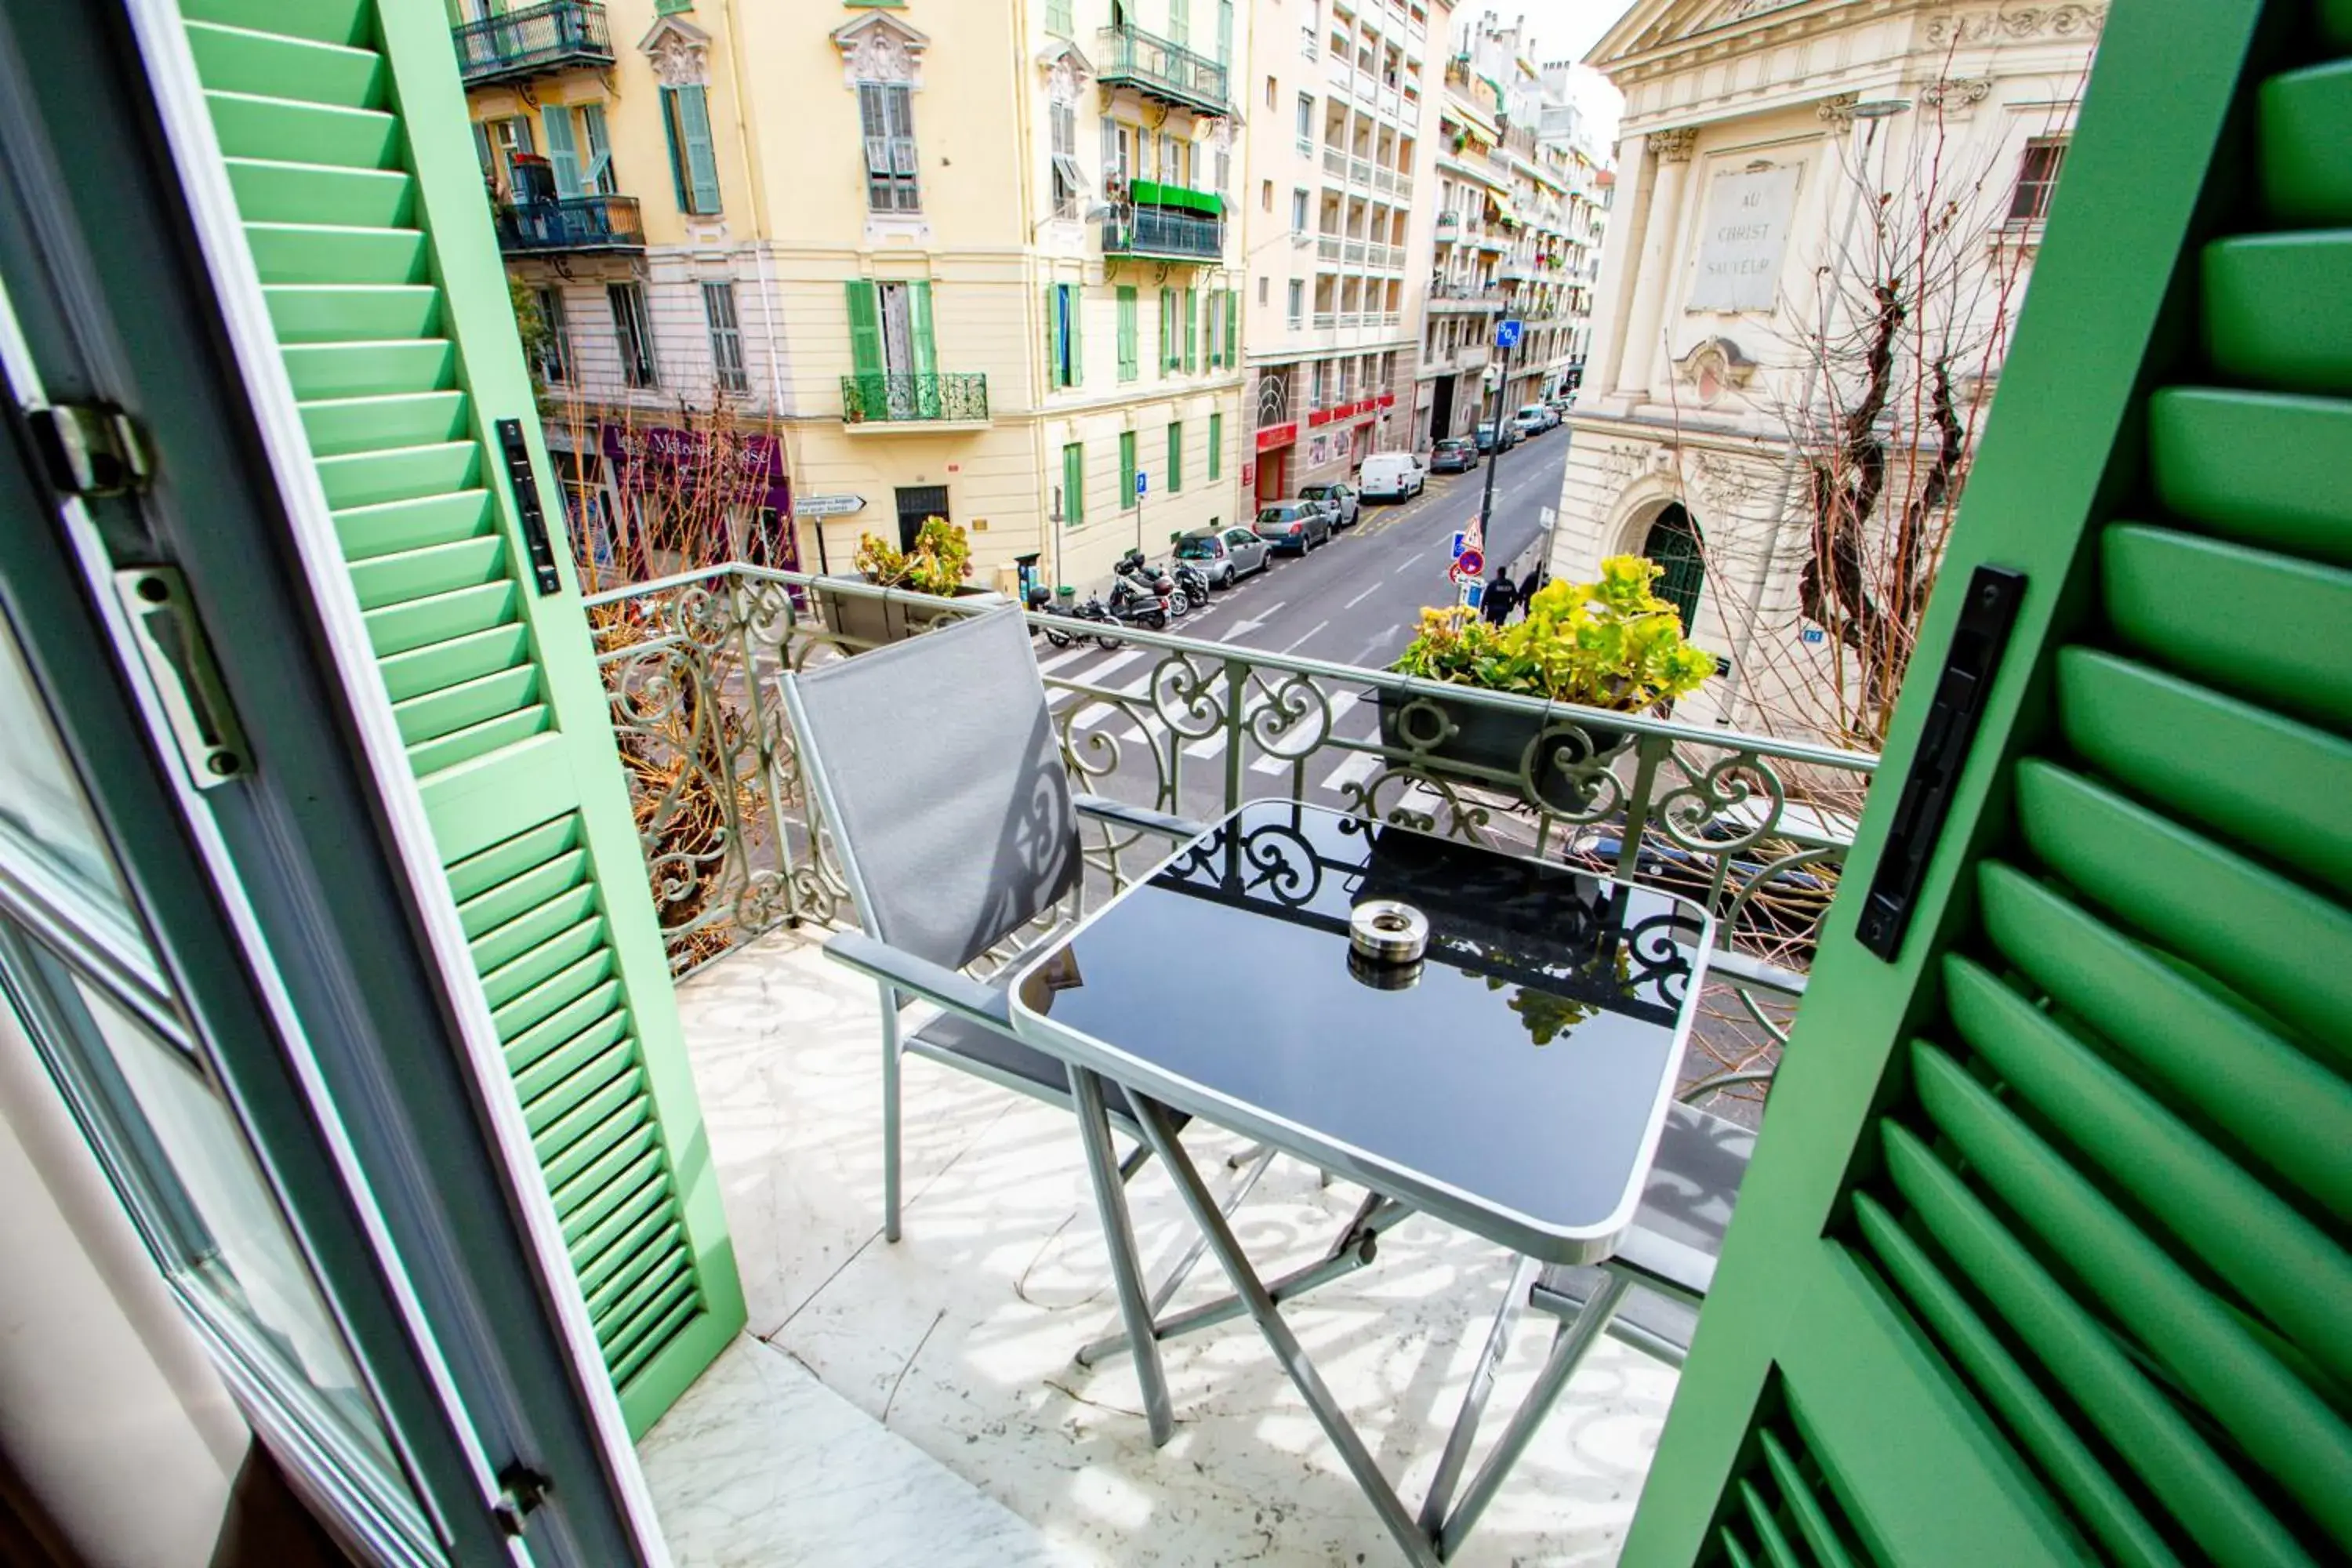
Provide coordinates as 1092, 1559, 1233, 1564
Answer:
1418, 1255, 1538, 1535
879, 985, 903, 1243
1437, 1272, 1632, 1559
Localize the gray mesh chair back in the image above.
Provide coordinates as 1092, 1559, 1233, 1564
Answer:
786, 608, 1080, 968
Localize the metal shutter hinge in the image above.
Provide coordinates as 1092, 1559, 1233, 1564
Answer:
491, 1461, 554, 1537
109, 566, 249, 789
31, 403, 151, 498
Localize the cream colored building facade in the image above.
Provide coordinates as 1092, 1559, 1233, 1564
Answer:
1236, 0, 1448, 503
459, 0, 1250, 592
1550, 0, 2099, 730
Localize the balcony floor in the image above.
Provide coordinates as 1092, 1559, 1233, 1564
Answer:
642, 931, 1676, 1565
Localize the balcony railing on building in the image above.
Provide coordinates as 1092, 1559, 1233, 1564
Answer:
494, 193, 643, 255
452, 0, 612, 87
583, 568, 1870, 1091
1097, 24, 1229, 117
838, 372, 991, 426
1102, 200, 1224, 260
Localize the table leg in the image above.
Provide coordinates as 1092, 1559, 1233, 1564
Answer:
1128, 1094, 1443, 1568
1068, 1065, 1175, 1446
1418, 1254, 1538, 1536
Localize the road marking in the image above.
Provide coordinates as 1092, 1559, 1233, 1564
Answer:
1320, 750, 1380, 793
1279, 619, 1329, 655
1343, 582, 1383, 610
1392, 557, 1424, 577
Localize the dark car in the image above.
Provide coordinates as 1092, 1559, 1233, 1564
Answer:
1298, 481, 1360, 528
1174, 524, 1272, 586
1428, 437, 1479, 473
1253, 501, 1332, 554
1473, 420, 1519, 454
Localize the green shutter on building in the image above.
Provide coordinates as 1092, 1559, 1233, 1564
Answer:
907, 281, 938, 414
1062, 441, 1084, 527
659, 86, 690, 210
1624, 2, 2352, 1562
178, 0, 745, 1439
1218, 0, 1233, 67
1184, 289, 1198, 372
1225, 287, 1240, 368
539, 106, 581, 198
1167, 422, 1182, 492
1208, 410, 1222, 479
846, 281, 883, 379
1118, 430, 1136, 508
1063, 283, 1082, 387
1160, 288, 1176, 375
1170, 0, 1189, 49
673, 84, 720, 213
1117, 285, 1138, 382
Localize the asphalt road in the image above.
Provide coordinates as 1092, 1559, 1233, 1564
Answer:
1035, 430, 1573, 828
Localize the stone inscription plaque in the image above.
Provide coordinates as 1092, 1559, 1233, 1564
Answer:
1687, 162, 1802, 313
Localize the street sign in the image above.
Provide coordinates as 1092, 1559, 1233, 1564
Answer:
1450, 530, 1467, 560
797, 494, 867, 517
1452, 547, 1484, 581
1460, 579, 1484, 608
1801, 626, 1827, 644
1135, 471, 1148, 497
1494, 318, 1524, 350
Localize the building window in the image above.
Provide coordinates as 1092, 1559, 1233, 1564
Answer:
1062, 442, 1085, 527
1050, 100, 1083, 219
1265, 75, 1277, 111
1170, 0, 1190, 49
1261, 179, 1274, 212
660, 85, 721, 215
1218, 0, 1233, 66
1296, 93, 1314, 143
1290, 188, 1308, 232
579, 103, 616, 194
858, 82, 920, 212
1207, 411, 1222, 480
608, 282, 657, 389
484, 114, 534, 194
1047, 281, 1082, 389
702, 281, 747, 394
1215, 145, 1230, 192
2007, 136, 2067, 225
1119, 429, 1138, 509
1642, 504, 1706, 634
1167, 422, 1184, 492
1046, 0, 1073, 36
1207, 286, 1225, 367
1287, 278, 1304, 326
1258, 275, 1269, 305
1116, 286, 1138, 382
531, 285, 571, 384
1160, 288, 1178, 375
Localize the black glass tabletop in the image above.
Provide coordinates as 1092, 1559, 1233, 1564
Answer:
1012, 801, 1709, 1257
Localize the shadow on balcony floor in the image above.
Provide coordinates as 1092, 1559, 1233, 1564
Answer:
644, 930, 1678, 1566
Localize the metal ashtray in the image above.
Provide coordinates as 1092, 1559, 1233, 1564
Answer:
1348, 899, 1429, 990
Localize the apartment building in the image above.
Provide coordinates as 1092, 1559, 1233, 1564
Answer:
456, 0, 1249, 590
1417, 58, 1507, 445
1238, 0, 1450, 503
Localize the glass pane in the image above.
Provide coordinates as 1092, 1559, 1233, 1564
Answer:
0, 611, 126, 916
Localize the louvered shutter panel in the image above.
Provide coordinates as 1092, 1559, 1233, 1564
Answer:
1184, 288, 1198, 372
1225, 287, 1239, 367
675, 84, 720, 215
907, 281, 938, 415
1117, 285, 1138, 381
1065, 284, 1083, 387
539, 105, 581, 198
1623, 2, 2352, 1563
176, 0, 746, 1439
1043, 283, 1060, 389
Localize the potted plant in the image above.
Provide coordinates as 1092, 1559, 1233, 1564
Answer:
1378, 555, 1716, 808
819, 517, 998, 648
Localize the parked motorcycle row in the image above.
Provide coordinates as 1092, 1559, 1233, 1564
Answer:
1029, 547, 1220, 648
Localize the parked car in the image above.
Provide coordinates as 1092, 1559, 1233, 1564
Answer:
1299, 481, 1360, 528
1474, 421, 1519, 454
1357, 452, 1427, 500
1253, 501, 1333, 554
1545, 394, 1576, 417
1511, 406, 1550, 438
1428, 437, 1479, 474
1174, 524, 1271, 586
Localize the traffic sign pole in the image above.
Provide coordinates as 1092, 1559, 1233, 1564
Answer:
1475, 320, 1519, 593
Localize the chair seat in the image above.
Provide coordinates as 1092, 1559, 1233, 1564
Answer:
1534, 1101, 1756, 1350
909, 1003, 1153, 1123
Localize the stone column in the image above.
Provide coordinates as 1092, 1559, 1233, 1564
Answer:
1610, 125, 1695, 401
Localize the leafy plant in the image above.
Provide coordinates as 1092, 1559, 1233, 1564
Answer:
853, 516, 971, 597
1392, 554, 1716, 712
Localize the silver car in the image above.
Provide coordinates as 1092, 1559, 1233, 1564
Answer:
1253, 500, 1333, 554
1174, 524, 1271, 586
1298, 481, 1360, 528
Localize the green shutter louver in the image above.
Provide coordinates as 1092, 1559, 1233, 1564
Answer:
1225, 287, 1240, 368
1065, 284, 1083, 387
1062, 441, 1084, 527
673, 84, 720, 214
1119, 430, 1136, 507
177, 0, 745, 1439
1167, 422, 1182, 492
1625, 2, 2352, 1563
539, 105, 581, 198
1184, 288, 1198, 372
1117, 286, 1138, 382
1208, 410, 1222, 479
1160, 289, 1175, 375
846, 281, 883, 379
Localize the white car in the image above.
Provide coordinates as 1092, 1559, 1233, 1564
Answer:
1356, 451, 1426, 501
1510, 406, 1550, 438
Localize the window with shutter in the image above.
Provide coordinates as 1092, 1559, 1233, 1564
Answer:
1207, 411, 1222, 479
1218, 0, 1233, 66
1062, 442, 1085, 527
1047, 0, 1074, 37
535, 285, 572, 385
1118, 430, 1137, 510
1170, 0, 1189, 49
1160, 289, 1176, 374
858, 82, 920, 212
579, 103, 615, 194
1050, 100, 1083, 220
608, 282, 658, 389
540, 105, 582, 198
702, 282, 747, 394
1626, 3, 2352, 1563
1167, 422, 1183, 492
177, 0, 745, 1439
1184, 289, 1198, 372
1117, 286, 1138, 383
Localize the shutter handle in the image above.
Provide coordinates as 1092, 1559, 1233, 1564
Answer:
496, 419, 564, 596
111, 566, 249, 789
1854, 564, 2026, 961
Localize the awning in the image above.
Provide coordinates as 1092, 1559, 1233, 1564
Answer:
1445, 100, 1499, 145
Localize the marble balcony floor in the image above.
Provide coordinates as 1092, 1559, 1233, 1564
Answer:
638, 931, 1676, 1566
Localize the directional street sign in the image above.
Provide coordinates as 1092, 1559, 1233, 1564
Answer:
1494, 318, 1524, 350
797, 494, 867, 517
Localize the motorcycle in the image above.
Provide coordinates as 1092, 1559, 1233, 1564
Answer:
1028, 586, 1122, 650
1116, 549, 1188, 618
1164, 556, 1213, 608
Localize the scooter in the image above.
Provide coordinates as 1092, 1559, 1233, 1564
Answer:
1116, 550, 1187, 618
1164, 556, 1213, 608
1028, 586, 1122, 650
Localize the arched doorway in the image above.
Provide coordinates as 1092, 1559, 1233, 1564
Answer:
1641, 504, 1705, 633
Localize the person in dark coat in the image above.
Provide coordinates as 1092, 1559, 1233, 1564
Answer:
1518, 565, 1544, 612
1480, 568, 1518, 625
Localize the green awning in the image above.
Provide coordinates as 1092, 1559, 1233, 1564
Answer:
1129, 179, 1223, 217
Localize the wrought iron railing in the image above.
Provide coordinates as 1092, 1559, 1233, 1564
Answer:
1102, 206, 1224, 260
837, 372, 990, 424
452, 0, 612, 85
494, 194, 643, 254
583, 567, 1878, 1085
1096, 24, 1230, 115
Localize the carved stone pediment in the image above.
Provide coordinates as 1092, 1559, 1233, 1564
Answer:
1037, 39, 1094, 103
832, 10, 930, 89
1671, 335, 1761, 405
640, 14, 711, 88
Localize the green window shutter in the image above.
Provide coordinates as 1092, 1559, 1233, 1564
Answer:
1062, 441, 1084, 527
539, 106, 582, 198
470, 117, 494, 178
1063, 284, 1083, 387
845, 281, 884, 382
1184, 288, 1199, 372
181, 0, 746, 1438
1167, 422, 1183, 492
659, 86, 690, 210
1627, 5, 2352, 1565
907, 280, 936, 377
1208, 410, 1222, 479
579, 102, 613, 192
1044, 283, 1062, 389
1046, 0, 1073, 35
1218, 0, 1233, 66
1118, 430, 1136, 507
1117, 286, 1138, 382
1160, 289, 1175, 375
1225, 287, 1240, 368
674, 84, 720, 214
1170, 0, 1190, 48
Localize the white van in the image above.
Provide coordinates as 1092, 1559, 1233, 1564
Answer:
1357, 451, 1426, 502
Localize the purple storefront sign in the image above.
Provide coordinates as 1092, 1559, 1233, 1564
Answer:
599, 423, 792, 514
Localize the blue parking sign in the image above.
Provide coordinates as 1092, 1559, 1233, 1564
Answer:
1494, 318, 1524, 350
1135, 471, 1148, 497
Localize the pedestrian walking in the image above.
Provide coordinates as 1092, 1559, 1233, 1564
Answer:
1481, 569, 1519, 626
1517, 564, 1544, 619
